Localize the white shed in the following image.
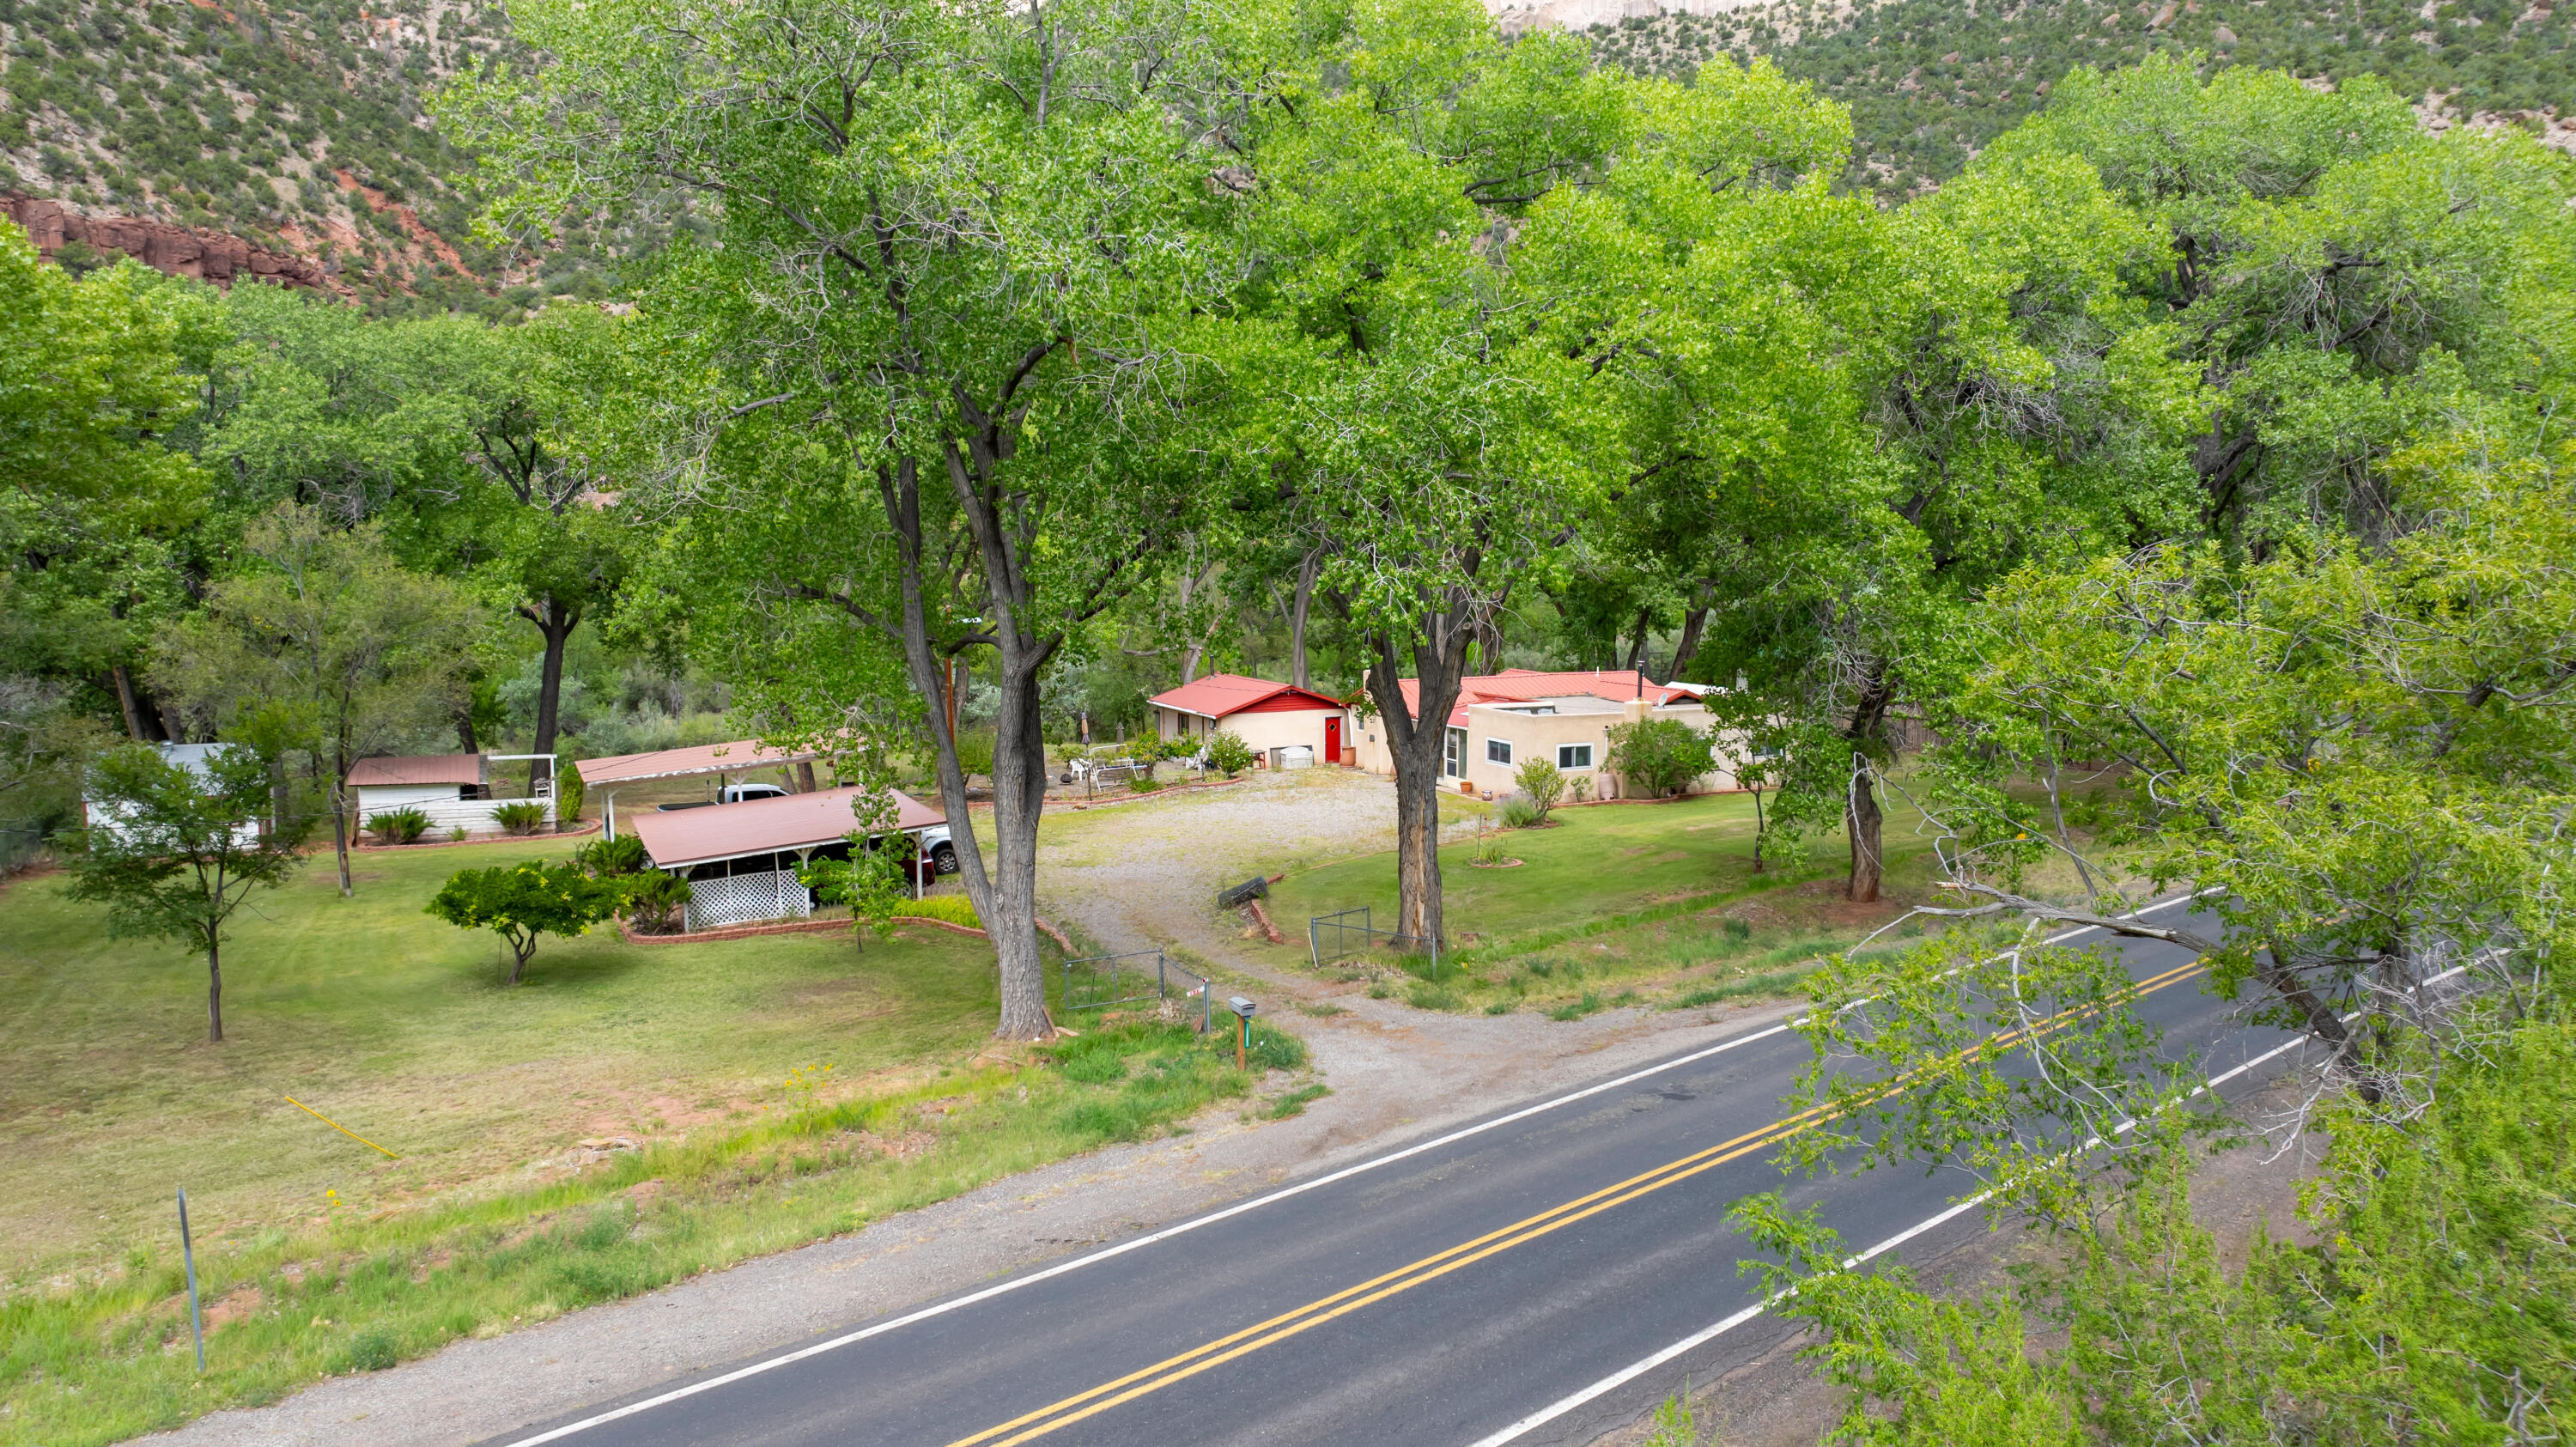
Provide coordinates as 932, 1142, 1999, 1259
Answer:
83, 742, 264, 846
347, 754, 554, 836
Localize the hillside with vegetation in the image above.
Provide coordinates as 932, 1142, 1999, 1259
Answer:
1588, 0, 2576, 198
0, 0, 655, 309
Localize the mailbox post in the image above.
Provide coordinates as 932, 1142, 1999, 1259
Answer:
1229, 995, 1257, 1071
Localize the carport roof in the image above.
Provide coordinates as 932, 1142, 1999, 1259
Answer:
575, 739, 824, 787
629, 786, 945, 869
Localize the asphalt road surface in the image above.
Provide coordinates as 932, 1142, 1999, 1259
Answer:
485, 897, 2307, 1447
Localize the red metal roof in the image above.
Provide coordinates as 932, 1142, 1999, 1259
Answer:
1150, 673, 1346, 720
1385, 669, 1664, 724
347, 753, 486, 787
629, 786, 945, 869
575, 739, 825, 787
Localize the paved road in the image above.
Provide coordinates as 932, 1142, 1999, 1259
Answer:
485, 899, 2304, 1447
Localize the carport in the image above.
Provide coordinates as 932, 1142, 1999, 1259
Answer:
624, 787, 946, 933
576, 739, 829, 841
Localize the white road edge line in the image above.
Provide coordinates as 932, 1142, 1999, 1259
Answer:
495, 894, 2210, 1445
1463, 1019, 2316, 1447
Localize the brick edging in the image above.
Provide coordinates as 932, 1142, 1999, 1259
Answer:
349, 820, 600, 853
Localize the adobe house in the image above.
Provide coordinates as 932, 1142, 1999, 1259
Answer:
1351, 669, 1746, 799
1149, 673, 1353, 767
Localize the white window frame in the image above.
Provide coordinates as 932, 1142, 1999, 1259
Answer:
1443, 727, 1466, 777
1558, 743, 1594, 769
1485, 737, 1513, 767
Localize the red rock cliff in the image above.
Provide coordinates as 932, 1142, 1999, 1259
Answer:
5, 194, 337, 293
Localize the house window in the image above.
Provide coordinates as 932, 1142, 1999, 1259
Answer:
1558, 743, 1594, 769
1485, 738, 1512, 766
1443, 727, 1466, 777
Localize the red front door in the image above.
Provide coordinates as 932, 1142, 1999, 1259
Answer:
1325, 715, 1343, 765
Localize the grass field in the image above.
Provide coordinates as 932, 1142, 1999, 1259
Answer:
1255, 789, 1953, 1015
0, 836, 1296, 1446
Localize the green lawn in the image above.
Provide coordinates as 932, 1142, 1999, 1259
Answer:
0, 835, 1288, 1446
1256, 791, 1951, 1014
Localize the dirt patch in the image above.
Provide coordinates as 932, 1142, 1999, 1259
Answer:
203, 1286, 264, 1332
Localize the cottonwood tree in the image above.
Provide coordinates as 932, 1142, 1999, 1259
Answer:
450, 0, 1275, 1037
1728, 425, 2576, 1447
153, 504, 477, 895
1235, 0, 1644, 946
63, 743, 312, 1041
459, 305, 636, 793
1523, 58, 1913, 898
0, 228, 211, 744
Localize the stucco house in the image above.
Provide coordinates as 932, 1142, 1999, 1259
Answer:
1149, 673, 1352, 767
1351, 668, 1743, 799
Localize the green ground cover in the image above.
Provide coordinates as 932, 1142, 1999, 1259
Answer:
1257, 792, 1948, 1014
0, 836, 1279, 1446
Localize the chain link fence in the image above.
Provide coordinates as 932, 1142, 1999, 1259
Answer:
0, 823, 46, 878
1308, 906, 1444, 978
1058, 947, 1213, 1031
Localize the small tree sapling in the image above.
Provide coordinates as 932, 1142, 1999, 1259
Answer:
62, 743, 313, 1042
425, 860, 623, 984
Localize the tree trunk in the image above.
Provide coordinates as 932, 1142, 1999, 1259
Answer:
887, 453, 1057, 1041
1289, 548, 1322, 691
1750, 786, 1767, 873
522, 600, 579, 796
1845, 761, 1882, 903
1842, 668, 1894, 903
325, 772, 354, 895
205, 933, 223, 1043
111, 666, 151, 742
1361, 608, 1477, 948
796, 761, 819, 793
455, 698, 481, 755
507, 933, 533, 986
1669, 581, 1712, 681
112, 665, 173, 742
1624, 607, 1652, 673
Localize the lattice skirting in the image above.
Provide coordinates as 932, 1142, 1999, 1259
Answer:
686, 870, 812, 931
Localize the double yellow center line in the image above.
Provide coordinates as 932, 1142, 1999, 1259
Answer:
948, 958, 2208, 1447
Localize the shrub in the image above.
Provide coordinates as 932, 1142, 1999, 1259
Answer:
1513, 757, 1564, 822
491, 801, 548, 836
1605, 718, 1718, 799
554, 765, 585, 823
365, 807, 430, 845
1498, 795, 1541, 829
1203, 731, 1256, 775
621, 871, 694, 935
1570, 775, 1593, 803
577, 833, 648, 877
894, 892, 981, 928
446, 825, 469, 842
423, 860, 623, 984
1127, 775, 1163, 793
